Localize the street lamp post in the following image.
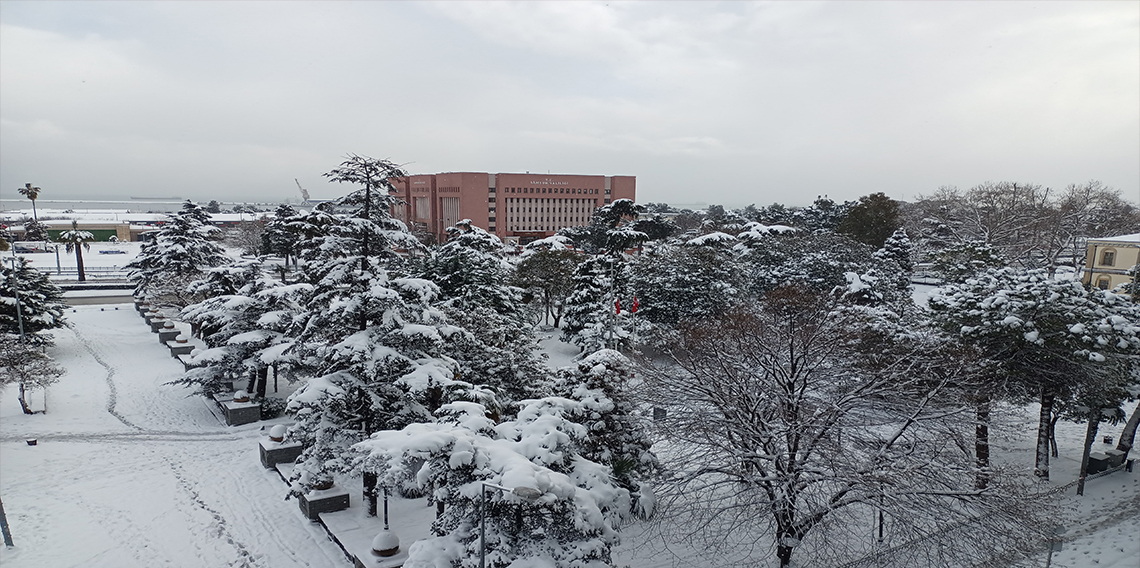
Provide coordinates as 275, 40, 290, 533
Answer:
479, 482, 542, 568
6, 248, 26, 338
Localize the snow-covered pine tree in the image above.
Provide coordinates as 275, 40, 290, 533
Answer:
126, 200, 229, 310
628, 242, 740, 327
553, 349, 657, 518
925, 240, 1006, 283
0, 257, 66, 343
736, 230, 881, 299
22, 219, 50, 242
561, 254, 629, 353
283, 156, 477, 514
879, 227, 913, 273
353, 400, 629, 568
560, 200, 651, 353
929, 268, 1140, 479
176, 259, 311, 398
791, 196, 851, 232
418, 220, 551, 407
260, 203, 302, 270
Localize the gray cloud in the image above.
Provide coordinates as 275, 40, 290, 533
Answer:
1, 1, 1136, 208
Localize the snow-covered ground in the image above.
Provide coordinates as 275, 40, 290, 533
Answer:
0, 307, 349, 568
1, 297, 1137, 568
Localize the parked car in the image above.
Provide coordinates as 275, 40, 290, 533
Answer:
13, 242, 50, 253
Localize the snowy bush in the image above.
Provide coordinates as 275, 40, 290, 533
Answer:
354, 399, 631, 568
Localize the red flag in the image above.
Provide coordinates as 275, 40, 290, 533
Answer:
615, 299, 621, 314
632, 296, 639, 313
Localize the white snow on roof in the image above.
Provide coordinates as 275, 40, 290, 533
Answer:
1089, 233, 1140, 244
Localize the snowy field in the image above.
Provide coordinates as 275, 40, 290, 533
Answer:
1, 299, 1138, 567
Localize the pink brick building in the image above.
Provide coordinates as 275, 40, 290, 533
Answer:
388, 172, 635, 244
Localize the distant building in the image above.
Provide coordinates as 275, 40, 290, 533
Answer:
1082, 233, 1140, 290
387, 172, 635, 245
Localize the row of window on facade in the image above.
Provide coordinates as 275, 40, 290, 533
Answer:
497, 187, 606, 195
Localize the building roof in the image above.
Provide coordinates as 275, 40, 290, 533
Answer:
1090, 233, 1140, 244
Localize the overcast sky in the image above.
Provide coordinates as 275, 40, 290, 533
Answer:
1, 1, 1137, 208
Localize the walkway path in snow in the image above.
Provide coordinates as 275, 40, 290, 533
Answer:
0, 307, 351, 568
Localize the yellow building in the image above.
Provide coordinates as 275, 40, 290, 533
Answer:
1082, 233, 1140, 290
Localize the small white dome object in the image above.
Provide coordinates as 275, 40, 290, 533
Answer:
371, 529, 400, 557
269, 424, 287, 441
233, 390, 250, 402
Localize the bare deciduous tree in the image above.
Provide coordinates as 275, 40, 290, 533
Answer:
640, 289, 1051, 568
0, 334, 64, 414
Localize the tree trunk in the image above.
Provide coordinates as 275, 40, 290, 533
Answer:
363, 471, 378, 517
1076, 412, 1100, 496
17, 383, 32, 415
75, 248, 86, 282
1049, 412, 1061, 458
255, 366, 268, 399
1115, 403, 1140, 459
1035, 386, 1055, 479
975, 396, 991, 489
246, 368, 257, 393
777, 544, 793, 568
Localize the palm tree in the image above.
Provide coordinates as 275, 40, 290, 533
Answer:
57, 221, 94, 281
18, 183, 41, 221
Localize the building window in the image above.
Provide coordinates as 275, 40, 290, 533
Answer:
1101, 249, 1116, 266
1096, 277, 1111, 290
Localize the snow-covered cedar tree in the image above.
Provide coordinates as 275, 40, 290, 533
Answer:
283, 156, 484, 514
0, 225, 14, 251
22, 219, 50, 242
417, 220, 552, 406
641, 288, 1054, 568
0, 333, 65, 414
175, 259, 312, 397
126, 200, 229, 310
790, 195, 851, 232
627, 242, 740, 328
736, 230, 909, 307
925, 240, 1006, 283
1, 256, 66, 342
558, 199, 647, 255
352, 400, 629, 568
629, 214, 678, 242
697, 204, 749, 235
56, 221, 96, 282
836, 192, 901, 249
553, 349, 657, 518
928, 268, 1140, 480
878, 227, 913, 273
514, 248, 584, 328
260, 203, 302, 270
561, 255, 644, 354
